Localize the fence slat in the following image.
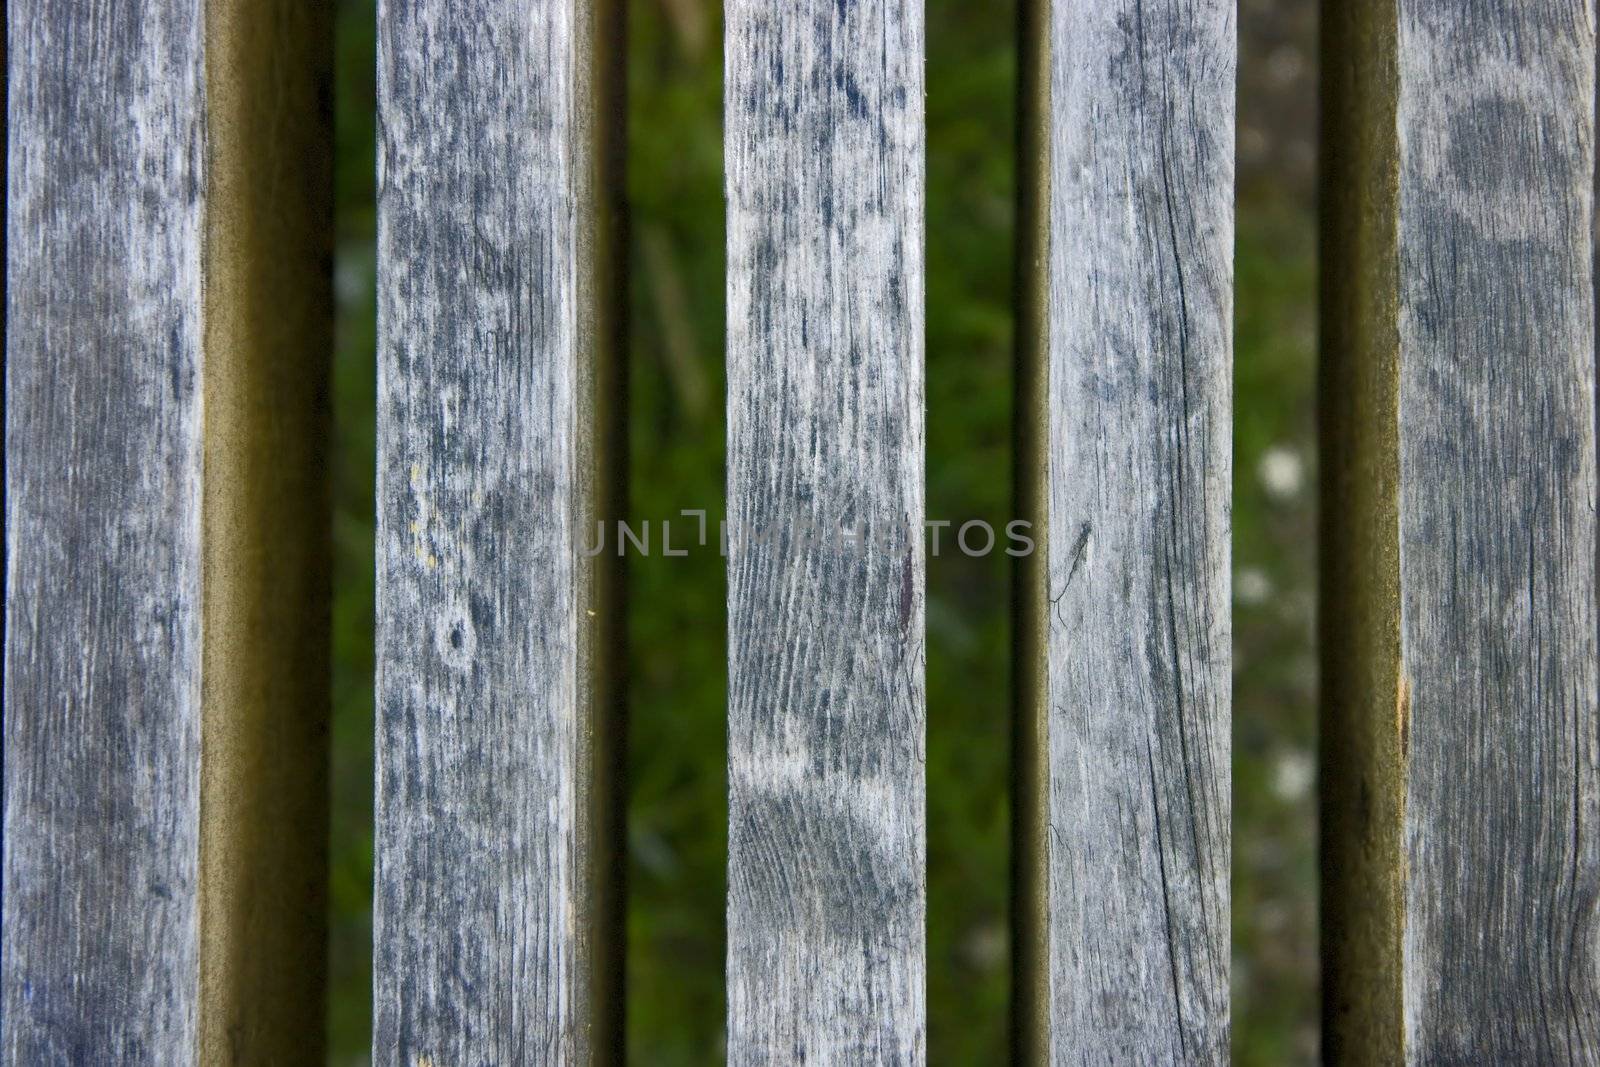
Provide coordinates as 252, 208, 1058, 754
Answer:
4, 0, 332, 1061
5, 4, 206, 1056
1322, 5, 1600, 1060
1017, 1, 1235, 1060
372, 0, 625, 1060
724, 0, 927, 1060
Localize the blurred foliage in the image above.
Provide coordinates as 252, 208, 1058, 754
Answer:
622, 0, 727, 1057
327, 0, 1319, 1063
1232, 201, 1318, 1066
1234, 4, 1319, 1063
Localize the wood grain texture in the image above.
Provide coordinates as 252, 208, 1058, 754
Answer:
373, 0, 625, 1060
724, 0, 927, 1061
1323, 2, 1600, 1061
1037, 1, 1233, 1061
1396, 3, 1600, 1059
4, 0, 332, 1061
4, 0, 205, 1058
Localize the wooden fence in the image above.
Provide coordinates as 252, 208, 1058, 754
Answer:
2, 0, 1595, 1064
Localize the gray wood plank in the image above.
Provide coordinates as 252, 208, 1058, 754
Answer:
724, 0, 927, 1061
4, 1, 206, 1058
372, 0, 624, 1060
1031, 1, 1235, 1061
1397, 2, 1600, 1058
3, 0, 333, 1061
1323, 2, 1600, 1061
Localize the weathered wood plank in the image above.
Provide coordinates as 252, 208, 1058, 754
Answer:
724, 0, 927, 1060
1019, 0, 1235, 1060
4, 2, 206, 1057
1324, 2, 1600, 1061
3, 0, 333, 1061
372, 0, 625, 1060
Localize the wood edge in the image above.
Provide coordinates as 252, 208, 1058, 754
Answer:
1317, 1, 1406, 1062
575, 0, 629, 1058
198, 0, 335, 1062
1011, 0, 1051, 1058
1, 0, 9, 970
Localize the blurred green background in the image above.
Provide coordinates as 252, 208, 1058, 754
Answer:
326, 0, 1319, 1061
